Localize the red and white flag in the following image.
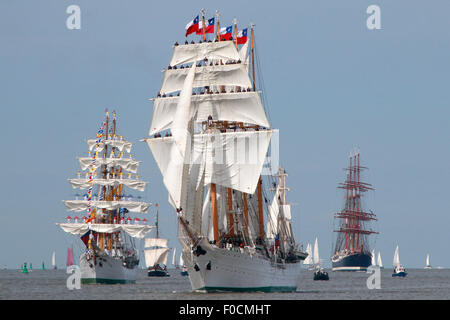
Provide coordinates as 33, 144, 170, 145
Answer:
236, 28, 248, 45
220, 25, 233, 40
185, 15, 200, 37
197, 17, 215, 34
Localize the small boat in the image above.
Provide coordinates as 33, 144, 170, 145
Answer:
67, 247, 74, 267
424, 253, 432, 269
312, 238, 329, 281
313, 267, 329, 281
52, 251, 57, 270
179, 253, 188, 276
392, 245, 407, 277
145, 204, 171, 277
377, 252, 383, 269
303, 243, 314, 270
172, 247, 178, 269
371, 249, 376, 266
22, 263, 29, 274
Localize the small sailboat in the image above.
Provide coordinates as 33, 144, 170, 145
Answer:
313, 237, 329, 281
144, 204, 170, 277
371, 249, 376, 266
425, 253, 432, 269
303, 243, 314, 270
392, 245, 407, 277
179, 252, 188, 276
172, 247, 178, 269
66, 247, 74, 267
377, 251, 383, 269
52, 251, 57, 270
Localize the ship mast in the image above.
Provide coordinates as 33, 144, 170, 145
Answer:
334, 150, 378, 254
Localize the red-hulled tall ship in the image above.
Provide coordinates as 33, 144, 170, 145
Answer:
331, 149, 378, 271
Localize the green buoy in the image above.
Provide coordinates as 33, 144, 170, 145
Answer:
22, 263, 28, 274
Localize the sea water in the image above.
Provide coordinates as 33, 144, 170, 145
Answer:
1, 268, 449, 300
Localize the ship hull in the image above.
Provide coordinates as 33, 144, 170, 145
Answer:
332, 252, 372, 271
184, 239, 301, 293
148, 270, 170, 277
80, 253, 137, 284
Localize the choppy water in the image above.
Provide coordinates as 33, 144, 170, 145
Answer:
1, 268, 449, 300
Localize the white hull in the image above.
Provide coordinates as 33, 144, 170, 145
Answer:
184, 239, 302, 292
80, 252, 137, 284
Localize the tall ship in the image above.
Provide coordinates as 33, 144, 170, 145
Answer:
331, 150, 378, 271
145, 11, 307, 292
57, 110, 153, 284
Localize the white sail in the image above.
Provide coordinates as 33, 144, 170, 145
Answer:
160, 63, 252, 94
266, 184, 280, 239
149, 92, 270, 135
304, 243, 313, 264
78, 157, 140, 173
169, 41, 241, 67
179, 252, 184, 266
426, 253, 431, 267
87, 139, 133, 153
69, 178, 147, 192
145, 238, 169, 248
239, 39, 249, 62
148, 63, 196, 208
52, 251, 56, 267
172, 247, 177, 266
56, 223, 153, 239
313, 237, 320, 265
64, 200, 151, 213
144, 248, 171, 267
377, 252, 383, 267
371, 249, 376, 266
148, 130, 273, 200
393, 245, 400, 266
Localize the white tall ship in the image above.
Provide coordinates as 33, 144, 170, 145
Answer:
145, 12, 306, 292
57, 110, 153, 284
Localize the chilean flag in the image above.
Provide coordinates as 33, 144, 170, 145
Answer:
220, 25, 233, 40
236, 28, 248, 45
185, 15, 200, 37
197, 17, 215, 34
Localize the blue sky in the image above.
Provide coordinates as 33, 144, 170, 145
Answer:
1, 0, 449, 269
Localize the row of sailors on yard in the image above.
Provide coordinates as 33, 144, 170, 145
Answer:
65, 216, 147, 224
173, 38, 237, 46
76, 194, 138, 201
168, 58, 242, 70
152, 116, 263, 139
157, 86, 253, 98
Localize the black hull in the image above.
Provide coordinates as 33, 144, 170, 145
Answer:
332, 252, 371, 271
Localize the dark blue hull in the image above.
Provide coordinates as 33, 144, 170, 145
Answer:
314, 271, 329, 281
332, 252, 371, 271
392, 272, 407, 277
148, 270, 170, 277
